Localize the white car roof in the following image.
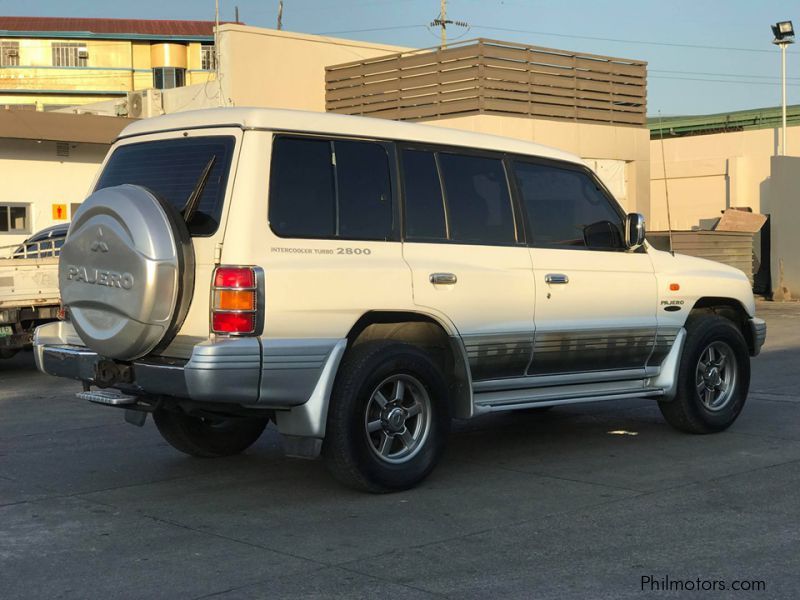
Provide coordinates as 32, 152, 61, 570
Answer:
119, 107, 584, 166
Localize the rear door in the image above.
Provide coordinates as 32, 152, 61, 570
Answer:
92, 128, 242, 356
512, 159, 658, 377
400, 147, 535, 381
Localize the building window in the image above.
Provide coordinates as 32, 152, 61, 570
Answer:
52, 42, 88, 67
0, 204, 30, 234
153, 67, 186, 89
0, 41, 19, 67
201, 44, 216, 71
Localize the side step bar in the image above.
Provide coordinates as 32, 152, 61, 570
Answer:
77, 390, 138, 406
473, 378, 664, 415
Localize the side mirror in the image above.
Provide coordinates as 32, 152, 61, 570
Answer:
626, 213, 646, 249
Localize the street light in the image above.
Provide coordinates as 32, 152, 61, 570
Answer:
772, 21, 795, 155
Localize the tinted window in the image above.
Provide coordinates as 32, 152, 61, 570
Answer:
514, 162, 624, 250
96, 136, 235, 236
401, 149, 447, 241
335, 141, 393, 240
269, 138, 336, 238
269, 137, 393, 240
438, 154, 516, 245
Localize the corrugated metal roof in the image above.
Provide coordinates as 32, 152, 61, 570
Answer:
0, 16, 236, 39
648, 104, 800, 139
0, 109, 133, 144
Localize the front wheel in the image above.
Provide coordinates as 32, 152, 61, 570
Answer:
153, 410, 268, 457
323, 341, 451, 493
658, 315, 750, 434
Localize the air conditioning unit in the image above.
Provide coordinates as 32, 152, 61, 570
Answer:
126, 89, 164, 119
78, 47, 89, 59
6, 49, 18, 57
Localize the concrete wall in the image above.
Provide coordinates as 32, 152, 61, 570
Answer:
650, 124, 800, 231
217, 25, 408, 111
763, 156, 800, 300
427, 114, 651, 215
0, 138, 106, 246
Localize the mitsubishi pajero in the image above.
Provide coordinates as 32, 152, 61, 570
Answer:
34, 108, 767, 492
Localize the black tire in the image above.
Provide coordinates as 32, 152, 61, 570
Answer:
323, 341, 451, 493
153, 410, 268, 458
658, 315, 750, 434
0, 349, 19, 360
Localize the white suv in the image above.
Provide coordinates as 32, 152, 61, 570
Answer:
34, 108, 766, 492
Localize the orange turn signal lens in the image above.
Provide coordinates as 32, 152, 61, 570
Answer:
669, 283, 680, 291
214, 290, 255, 311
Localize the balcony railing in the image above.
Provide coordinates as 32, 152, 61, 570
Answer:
326, 39, 647, 126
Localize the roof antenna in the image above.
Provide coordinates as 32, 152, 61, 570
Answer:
658, 111, 675, 256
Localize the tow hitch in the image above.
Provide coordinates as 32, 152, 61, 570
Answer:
94, 359, 133, 387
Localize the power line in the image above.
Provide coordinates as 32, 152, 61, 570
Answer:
650, 68, 800, 82
650, 74, 800, 87
315, 24, 424, 35
468, 24, 799, 55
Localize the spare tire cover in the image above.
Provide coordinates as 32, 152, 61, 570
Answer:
59, 184, 194, 360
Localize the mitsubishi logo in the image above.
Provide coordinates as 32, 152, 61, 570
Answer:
90, 228, 109, 253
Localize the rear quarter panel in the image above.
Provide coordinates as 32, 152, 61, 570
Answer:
220, 130, 416, 341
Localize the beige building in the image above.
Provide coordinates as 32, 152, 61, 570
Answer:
5, 23, 652, 253
0, 110, 131, 246
209, 31, 650, 215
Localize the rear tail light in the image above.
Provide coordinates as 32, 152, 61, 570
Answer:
211, 266, 261, 335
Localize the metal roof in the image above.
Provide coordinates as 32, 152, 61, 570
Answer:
0, 16, 236, 41
0, 109, 134, 144
648, 104, 800, 139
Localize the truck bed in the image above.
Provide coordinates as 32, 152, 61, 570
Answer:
0, 256, 60, 308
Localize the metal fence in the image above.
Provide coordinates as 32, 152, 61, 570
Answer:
326, 39, 647, 126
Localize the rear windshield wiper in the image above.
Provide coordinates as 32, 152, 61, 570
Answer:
181, 155, 217, 225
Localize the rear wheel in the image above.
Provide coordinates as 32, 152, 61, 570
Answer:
153, 410, 268, 457
658, 315, 750, 433
0, 349, 19, 360
323, 341, 450, 493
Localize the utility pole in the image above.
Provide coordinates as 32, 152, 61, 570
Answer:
430, 0, 468, 49
439, 0, 446, 47
277, 1, 284, 31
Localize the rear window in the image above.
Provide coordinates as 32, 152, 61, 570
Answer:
95, 136, 236, 236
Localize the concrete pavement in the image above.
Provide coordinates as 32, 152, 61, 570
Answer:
1, 300, 798, 599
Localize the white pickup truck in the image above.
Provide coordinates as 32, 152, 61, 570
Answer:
0, 225, 65, 358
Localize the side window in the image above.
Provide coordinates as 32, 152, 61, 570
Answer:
437, 153, 516, 245
269, 138, 335, 238
335, 140, 393, 240
401, 149, 447, 241
269, 137, 393, 240
513, 161, 624, 250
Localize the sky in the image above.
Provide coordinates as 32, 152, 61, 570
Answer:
1, 0, 799, 116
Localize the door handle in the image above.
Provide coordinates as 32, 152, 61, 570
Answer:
430, 272, 458, 285
545, 273, 569, 284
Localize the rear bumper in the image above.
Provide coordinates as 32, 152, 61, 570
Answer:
749, 317, 767, 356
33, 321, 344, 411
35, 340, 257, 404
